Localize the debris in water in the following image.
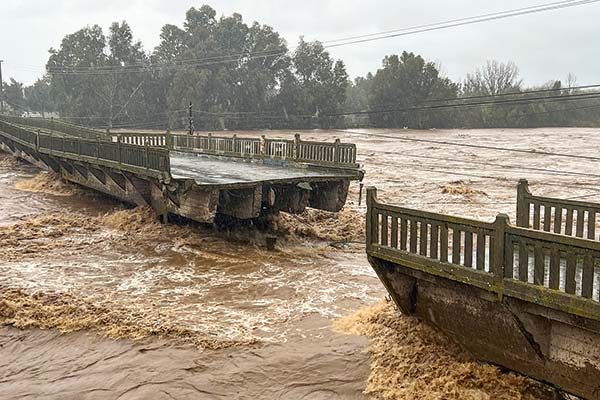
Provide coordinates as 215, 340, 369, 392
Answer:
440, 180, 488, 197
334, 302, 557, 400
0, 287, 255, 350
15, 172, 81, 197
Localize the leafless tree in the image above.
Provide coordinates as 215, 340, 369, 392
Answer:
463, 60, 523, 96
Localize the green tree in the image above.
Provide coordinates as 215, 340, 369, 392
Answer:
277, 38, 348, 128
368, 52, 458, 128
24, 76, 55, 116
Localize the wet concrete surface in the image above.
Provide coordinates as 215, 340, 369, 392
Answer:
169, 152, 357, 186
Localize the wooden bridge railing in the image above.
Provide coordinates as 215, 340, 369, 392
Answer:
516, 179, 600, 240
0, 115, 102, 141
0, 120, 170, 178
366, 187, 600, 321
0, 115, 359, 168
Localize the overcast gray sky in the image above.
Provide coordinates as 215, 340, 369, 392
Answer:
2, 0, 599, 86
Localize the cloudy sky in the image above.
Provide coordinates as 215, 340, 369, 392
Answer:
2, 0, 599, 86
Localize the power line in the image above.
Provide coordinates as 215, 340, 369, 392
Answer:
321, 0, 589, 45
326, 91, 600, 117
325, 0, 600, 49
40, 0, 600, 76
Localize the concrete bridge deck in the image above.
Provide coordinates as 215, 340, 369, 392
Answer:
0, 116, 363, 224
169, 152, 359, 187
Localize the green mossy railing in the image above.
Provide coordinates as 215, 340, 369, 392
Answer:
0, 119, 170, 179
366, 187, 600, 322
1, 116, 359, 169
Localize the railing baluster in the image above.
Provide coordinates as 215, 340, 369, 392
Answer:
588, 210, 596, 240
400, 218, 407, 251
381, 212, 389, 247
390, 216, 398, 248
554, 206, 563, 234
576, 208, 585, 238
565, 208, 574, 236
464, 231, 473, 268
582, 253, 594, 298
534, 244, 545, 286
504, 235, 514, 278
565, 252, 577, 294
452, 227, 461, 265
533, 202, 541, 230
519, 240, 529, 282
430, 223, 439, 259
543, 205, 552, 232
440, 224, 448, 262
477, 231, 486, 271
419, 221, 428, 256
549, 248, 560, 290
409, 219, 418, 253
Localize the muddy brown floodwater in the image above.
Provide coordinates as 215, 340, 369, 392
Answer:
2, 127, 600, 399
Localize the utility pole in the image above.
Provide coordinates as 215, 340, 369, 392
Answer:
0, 60, 4, 113
188, 101, 194, 135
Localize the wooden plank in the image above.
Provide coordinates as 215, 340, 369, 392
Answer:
430, 223, 439, 259
464, 231, 473, 268
374, 203, 495, 230
390, 216, 398, 249
504, 236, 514, 278
533, 202, 541, 230
410, 219, 418, 253
400, 218, 407, 251
576, 208, 585, 238
533, 244, 545, 286
565, 208, 574, 236
476, 231, 486, 271
565, 252, 577, 295
452, 227, 461, 265
553, 206, 563, 235
519, 240, 529, 282
549, 248, 561, 290
381, 213, 388, 247
420, 221, 428, 256
582, 253, 594, 299
543, 205, 552, 232
440, 224, 448, 262
588, 210, 596, 240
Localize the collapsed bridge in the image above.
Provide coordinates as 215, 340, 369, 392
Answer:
0, 115, 363, 224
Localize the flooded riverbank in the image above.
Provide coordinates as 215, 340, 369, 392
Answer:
2, 127, 600, 399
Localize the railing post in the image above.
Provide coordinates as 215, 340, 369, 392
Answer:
516, 179, 531, 228
49, 130, 53, 156
294, 134, 300, 161
366, 187, 378, 252
492, 214, 510, 300
116, 134, 122, 166
144, 139, 149, 172
232, 134, 237, 154
260, 135, 266, 157
334, 138, 341, 164
95, 134, 100, 160
36, 129, 40, 152
166, 130, 173, 149
207, 132, 213, 151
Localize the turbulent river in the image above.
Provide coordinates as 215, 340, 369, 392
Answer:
2, 127, 599, 399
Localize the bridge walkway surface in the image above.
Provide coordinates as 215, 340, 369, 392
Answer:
0, 115, 363, 223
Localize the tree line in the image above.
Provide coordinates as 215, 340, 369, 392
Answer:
2, 4, 599, 130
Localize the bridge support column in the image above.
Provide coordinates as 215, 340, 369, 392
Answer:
308, 180, 350, 212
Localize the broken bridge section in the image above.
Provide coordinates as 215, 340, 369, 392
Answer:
365, 186, 600, 400
0, 116, 363, 224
